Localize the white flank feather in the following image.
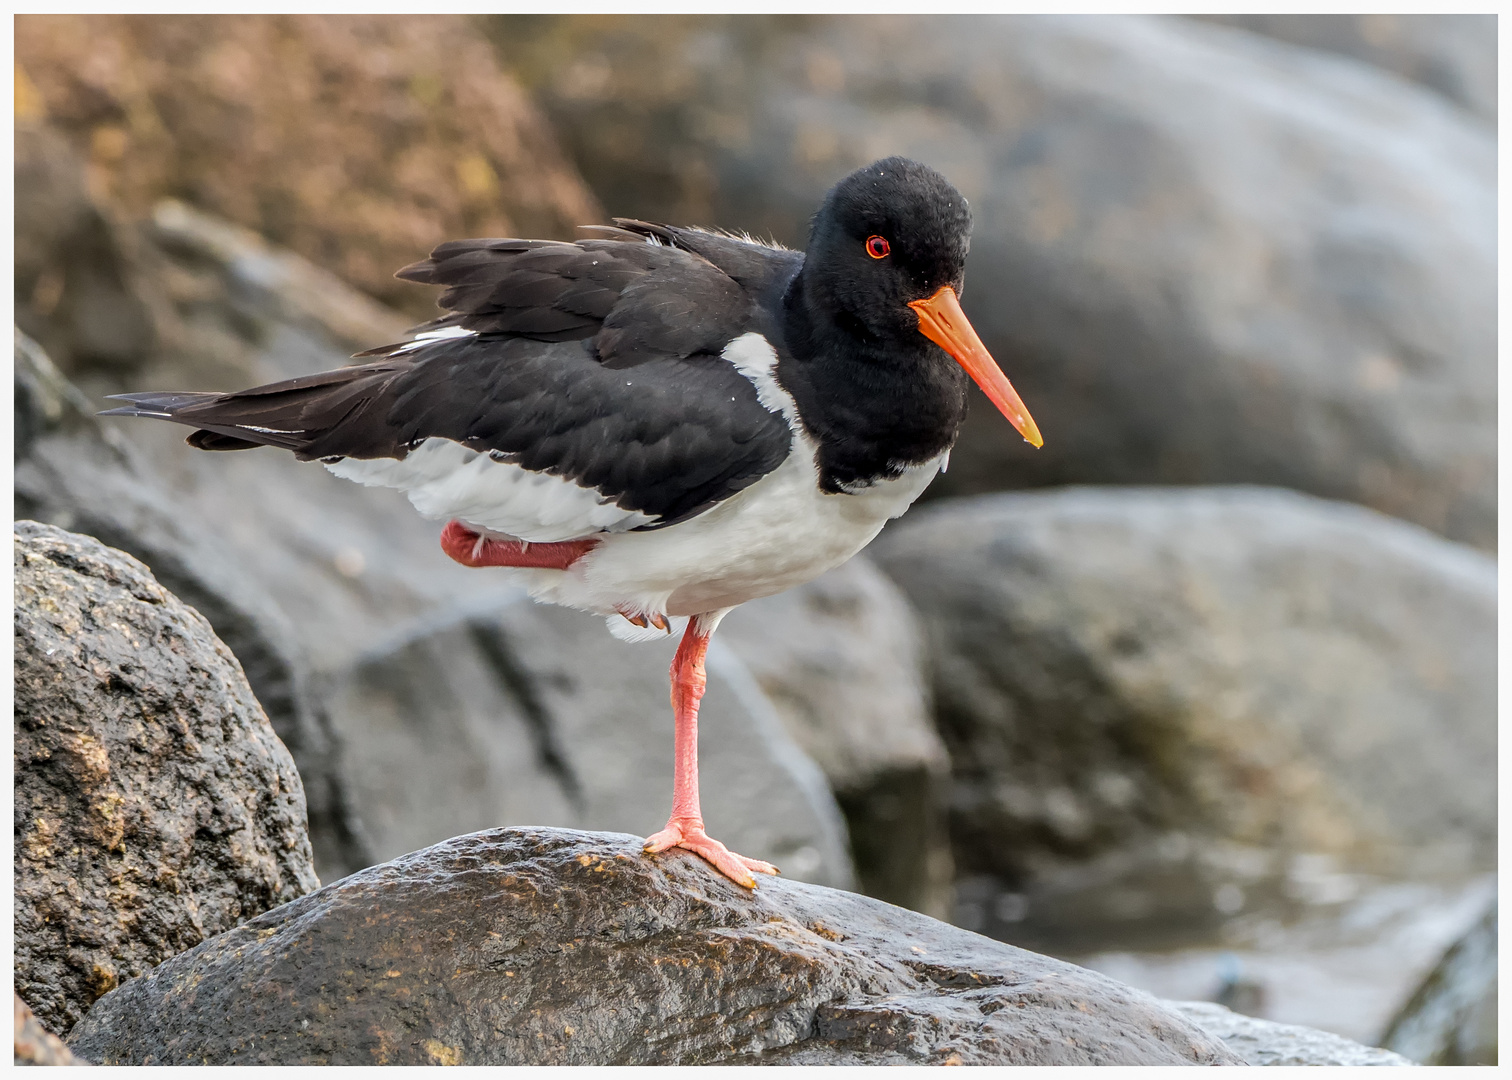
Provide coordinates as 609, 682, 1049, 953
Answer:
325, 438, 652, 542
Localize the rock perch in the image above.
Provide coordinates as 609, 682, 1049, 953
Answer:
68, 827, 1240, 1065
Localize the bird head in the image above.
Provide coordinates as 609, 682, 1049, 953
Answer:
803, 157, 1042, 448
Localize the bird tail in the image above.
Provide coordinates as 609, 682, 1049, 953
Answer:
99, 362, 406, 460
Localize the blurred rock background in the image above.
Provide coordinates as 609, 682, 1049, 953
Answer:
13, 13, 1495, 1063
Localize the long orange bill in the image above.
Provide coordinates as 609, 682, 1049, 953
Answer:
909, 285, 1043, 448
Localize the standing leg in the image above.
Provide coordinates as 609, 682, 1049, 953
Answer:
643, 612, 780, 888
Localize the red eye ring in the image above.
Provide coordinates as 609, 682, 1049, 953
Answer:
866, 235, 890, 259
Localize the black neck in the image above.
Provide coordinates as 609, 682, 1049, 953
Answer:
773, 268, 968, 492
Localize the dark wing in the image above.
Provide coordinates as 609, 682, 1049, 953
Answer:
103, 230, 803, 530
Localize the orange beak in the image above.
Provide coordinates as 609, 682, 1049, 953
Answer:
909, 285, 1043, 448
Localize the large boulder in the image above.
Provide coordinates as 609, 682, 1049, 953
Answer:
719, 557, 952, 915
320, 592, 854, 889
870, 487, 1496, 952
1191, 14, 1496, 122
13, 522, 319, 1035
15, 13, 601, 320
66, 827, 1242, 1066
497, 13, 1495, 548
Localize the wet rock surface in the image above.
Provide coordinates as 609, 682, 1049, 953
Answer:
503, 13, 1495, 548
321, 593, 854, 889
67, 828, 1241, 1066
1381, 896, 1497, 1065
871, 487, 1496, 952
13, 522, 318, 1036
1169, 1001, 1411, 1066
721, 557, 952, 916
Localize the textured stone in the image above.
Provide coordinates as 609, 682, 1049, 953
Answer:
501, 13, 1495, 548
67, 828, 1241, 1066
720, 557, 952, 915
1169, 1001, 1412, 1066
321, 592, 853, 890
1381, 897, 1497, 1065
13, 522, 318, 1035
15, 13, 601, 319
871, 487, 1495, 951
15, 994, 91, 1066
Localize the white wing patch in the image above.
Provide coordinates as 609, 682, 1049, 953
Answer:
721, 332, 800, 429
325, 437, 652, 542
389, 325, 478, 355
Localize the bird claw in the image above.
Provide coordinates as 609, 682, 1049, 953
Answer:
644, 818, 780, 889
617, 607, 671, 633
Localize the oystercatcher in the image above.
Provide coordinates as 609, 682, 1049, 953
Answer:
103, 157, 1041, 888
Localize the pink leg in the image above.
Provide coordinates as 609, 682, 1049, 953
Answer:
440, 519, 599, 570
643, 617, 780, 888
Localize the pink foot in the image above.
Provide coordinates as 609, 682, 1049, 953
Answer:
644, 818, 780, 889
440, 520, 598, 570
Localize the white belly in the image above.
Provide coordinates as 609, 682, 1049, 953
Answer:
535, 441, 946, 618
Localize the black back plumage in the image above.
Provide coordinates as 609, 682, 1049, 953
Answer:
106, 225, 801, 528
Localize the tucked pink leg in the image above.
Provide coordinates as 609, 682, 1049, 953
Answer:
440, 519, 599, 570
643, 617, 780, 888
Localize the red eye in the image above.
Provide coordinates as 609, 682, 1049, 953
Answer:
866, 235, 890, 259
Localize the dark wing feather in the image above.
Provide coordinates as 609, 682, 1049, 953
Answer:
104, 227, 806, 529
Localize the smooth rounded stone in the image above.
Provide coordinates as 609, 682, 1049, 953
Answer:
1168, 1001, 1412, 1066
14, 994, 91, 1067
321, 592, 853, 891
1381, 896, 1497, 1065
13, 522, 318, 1036
870, 487, 1496, 951
1190, 14, 1496, 121
506, 13, 1494, 548
66, 827, 1242, 1066
719, 556, 951, 915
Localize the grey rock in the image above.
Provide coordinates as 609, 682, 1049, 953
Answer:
720, 557, 952, 915
870, 487, 1495, 951
67, 827, 1242, 1066
144, 199, 411, 375
510, 13, 1495, 548
1381, 896, 1497, 1065
1169, 1000, 1413, 1066
13, 522, 318, 1036
322, 592, 853, 890
1192, 14, 1496, 122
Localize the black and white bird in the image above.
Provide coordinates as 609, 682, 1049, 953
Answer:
103, 157, 1042, 888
